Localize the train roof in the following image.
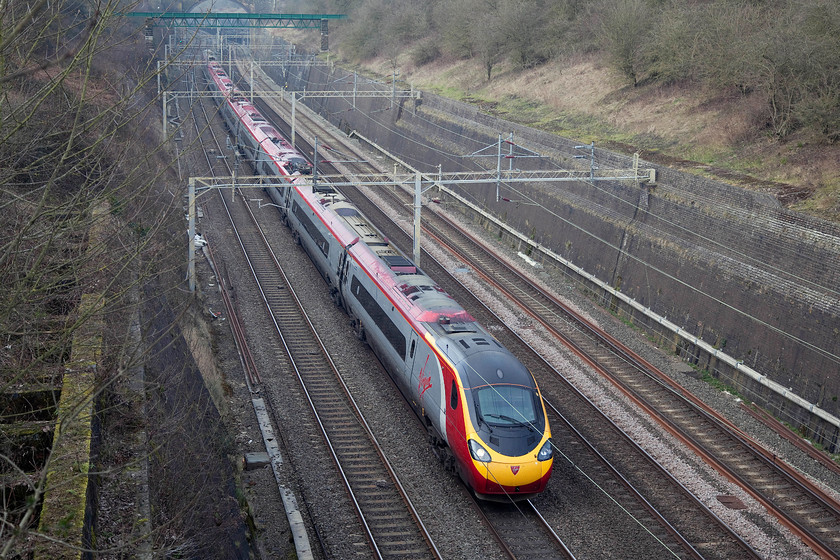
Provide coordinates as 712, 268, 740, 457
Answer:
317, 197, 474, 325
206, 57, 472, 329
460, 347, 536, 390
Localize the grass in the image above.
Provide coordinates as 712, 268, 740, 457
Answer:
338, 49, 840, 225
792, 177, 840, 221
698, 368, 743, 398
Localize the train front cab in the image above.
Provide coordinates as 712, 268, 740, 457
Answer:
467, 434, 553, 502
446, 349, 553, 502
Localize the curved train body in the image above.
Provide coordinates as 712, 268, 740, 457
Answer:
205, 55, 553, 501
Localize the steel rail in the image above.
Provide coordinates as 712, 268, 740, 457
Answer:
207, 150, 441, 559
418, 204, 840, 559
249, 84, 731, 559
198, 63, 441, 556
739, 402, 840, 478
243, 66, 586, 559
242, 57, 770, 559
378, 207, 757, 558
527, 500, 577, 560
186, 75, 321, 558
188, 75, 262, 388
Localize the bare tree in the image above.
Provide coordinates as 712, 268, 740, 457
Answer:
472, 7, 504, 81
598, 0, 652, 86
334, 0, 388, 60
429, 0, 468, 59
498, 0, 550, 71
0, 0, 198, 557
759, 0, 840, 139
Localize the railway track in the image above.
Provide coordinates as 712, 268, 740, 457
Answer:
341, 182, 761, 559
230, 57, 840, 558
188, 85, 441, 559
358, 168, 840, 557
240, 62, 838, 557
209, 63, 583, 559
222, 207, 440, 559
239, 67, 752, 558
479, 499, 576, 560
417, 204, 840, 559
187, 81, 263, 389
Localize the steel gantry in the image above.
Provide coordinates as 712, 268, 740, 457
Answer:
126, 12, 346, 29
186, 164, 656, 290
159, 85, 417, 142
158, 56, 416, 141
127, 11, 345, 51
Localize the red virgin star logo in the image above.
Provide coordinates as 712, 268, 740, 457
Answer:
418, 355, 432, 398
510, 465, 520, 475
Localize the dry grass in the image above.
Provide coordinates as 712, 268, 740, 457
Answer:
323, 44, 840, 223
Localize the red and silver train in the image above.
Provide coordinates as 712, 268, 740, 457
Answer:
205, 54, 553, 501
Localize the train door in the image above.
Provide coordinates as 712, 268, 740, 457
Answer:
256, 146, 269, 175
407, 331, 421, 384
407, 331, 444, 434
336, 239, 357, 308
279, 182, 292, 214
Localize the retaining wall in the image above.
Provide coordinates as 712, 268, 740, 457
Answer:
271, 57, 840, 452
34, 203, 110, 560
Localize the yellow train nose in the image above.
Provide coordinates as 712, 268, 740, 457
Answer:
472, 457, 553, 501
483, 457, 549, 487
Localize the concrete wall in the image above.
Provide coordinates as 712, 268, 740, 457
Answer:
271, 58, 840, 451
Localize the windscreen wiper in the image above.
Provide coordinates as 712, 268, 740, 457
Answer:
484, 413, 534, 430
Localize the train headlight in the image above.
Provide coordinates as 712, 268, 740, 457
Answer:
468, 439, 492, 463
537, 439, 553, 462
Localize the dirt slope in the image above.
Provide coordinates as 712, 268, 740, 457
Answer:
325, 46, 840, 224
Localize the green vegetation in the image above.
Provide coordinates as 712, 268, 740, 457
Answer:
286, 0, 839, 222
698, 368, 747, 403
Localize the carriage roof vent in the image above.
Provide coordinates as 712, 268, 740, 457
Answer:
441, 322, 477, 334
382, 255, 416, 275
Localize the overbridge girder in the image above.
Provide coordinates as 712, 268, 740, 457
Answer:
127, 12, 346, 29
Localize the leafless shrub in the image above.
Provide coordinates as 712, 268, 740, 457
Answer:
0, 0, 190, 556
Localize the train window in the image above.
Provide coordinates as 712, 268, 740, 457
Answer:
350, 276, 406, 359
450, 381, 458, 410
409, 339, 416, 358
476, 385, 537, 424
293, 202, 329, 258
